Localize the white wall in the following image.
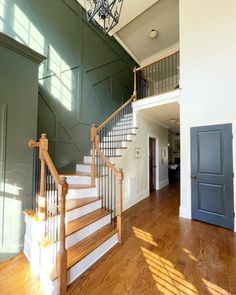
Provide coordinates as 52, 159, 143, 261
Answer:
179, 0, 236, 230
118, 114, 169, 211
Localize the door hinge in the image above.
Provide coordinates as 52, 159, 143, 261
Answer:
234, 212, 235, 218
233, 172, 234, 178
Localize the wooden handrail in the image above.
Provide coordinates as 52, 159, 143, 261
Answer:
96, 95, 135, 133
135, 50, 180, 72
29, 133, 68, 295
93, 134, 124, 243
91, 90, 130, 243
43, 150, 61, 184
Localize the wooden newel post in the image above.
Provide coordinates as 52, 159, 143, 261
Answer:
91, 125, 97, 187
133, 67, 137, 101
38, 133, 48, 221
117, 168, 124, 244
57, 176, 68, 295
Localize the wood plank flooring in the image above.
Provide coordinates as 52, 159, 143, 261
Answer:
68, 183, 236, 295
1, 182, 236, 295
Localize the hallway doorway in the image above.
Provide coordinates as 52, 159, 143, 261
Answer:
149, 137, 157, 192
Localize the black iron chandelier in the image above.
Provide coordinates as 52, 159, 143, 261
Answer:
84, 0, 124, 34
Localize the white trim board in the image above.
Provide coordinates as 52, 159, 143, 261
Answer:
159, 178, 169, 190
123, 189, 149, 211
0, 32, 46, 64
133, 89, 181, 112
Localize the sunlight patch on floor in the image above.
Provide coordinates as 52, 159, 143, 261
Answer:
202, 278, 230, 295
182, 248, 198, 262
141, 247, 199, 295
132, 226, 158, 246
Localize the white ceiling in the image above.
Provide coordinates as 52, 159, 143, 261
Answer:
77, 0, 179, 65
116, 0, 179, 64
140, 102, 180, 134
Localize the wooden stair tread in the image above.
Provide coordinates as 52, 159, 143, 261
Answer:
105, 133, 136, 137
66, 208, 110, 237
99, 147, 127, 149
51, 224, 117, 280
61, 172, 107, 178
67, 224, 117, 269
68, 184, 95, 189
112, 127, 138, 130
101, 140, 132, 143
66, 197, 101, 212
61, 172, 91, 176
23, 210, 37, 220
77, 163, 115, 167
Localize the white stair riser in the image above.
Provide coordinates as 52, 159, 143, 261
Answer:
63, 175, 99, 186
76, 164, 91, 173
103, 134, 135, 142
40, 233, 119, 295
112, 125, 133, 131
66, 214, 111, 248
123, 114, 133, 118
24, 236, 42, 276
84, 155, 116, 165
108, 129, 137, 136
66, 199, 102, 223
68, 233, 118, 285
116, 120, 133, 126
100, 141, 129, 148
89, 149, 124, 157
24, 214, 112, 275
117, 116, 133, 124
25, 215, 46, 242
67, 187, 99, 198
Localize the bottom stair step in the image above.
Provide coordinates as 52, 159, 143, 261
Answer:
67, 224, 118, 270
51, 224, 118, 281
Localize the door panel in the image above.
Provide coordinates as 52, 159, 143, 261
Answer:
191, 124, 234, 230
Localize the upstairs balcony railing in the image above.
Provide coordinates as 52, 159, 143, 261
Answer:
133, 51, 180, 100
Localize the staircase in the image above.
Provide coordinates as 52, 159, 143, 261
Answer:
23, 95, 137, 294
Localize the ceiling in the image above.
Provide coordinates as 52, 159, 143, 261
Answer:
77, 0, 179, 65
140, 102, 180, 134
116, 0, 179, 64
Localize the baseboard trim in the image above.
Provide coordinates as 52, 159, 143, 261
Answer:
158, 178, 169, 190
123, 189, 149, 211
179, 205, 191, 219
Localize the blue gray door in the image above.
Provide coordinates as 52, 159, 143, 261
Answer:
191, 124, 234, 230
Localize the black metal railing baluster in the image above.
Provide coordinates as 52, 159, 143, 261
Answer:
135, 52, 180, 99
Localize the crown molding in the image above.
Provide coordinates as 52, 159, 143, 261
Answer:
0, 32, 47, 64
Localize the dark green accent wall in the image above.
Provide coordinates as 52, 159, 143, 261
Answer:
1, 0, 134, 168
0, 43, 40, 260
0, 0, 134, 258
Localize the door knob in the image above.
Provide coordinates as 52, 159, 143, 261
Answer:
191, 176, 197, 180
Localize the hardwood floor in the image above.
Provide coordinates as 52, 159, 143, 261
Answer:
1, 183, 236, 295
0, 253, 45, 295
68, 183, 236, 295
